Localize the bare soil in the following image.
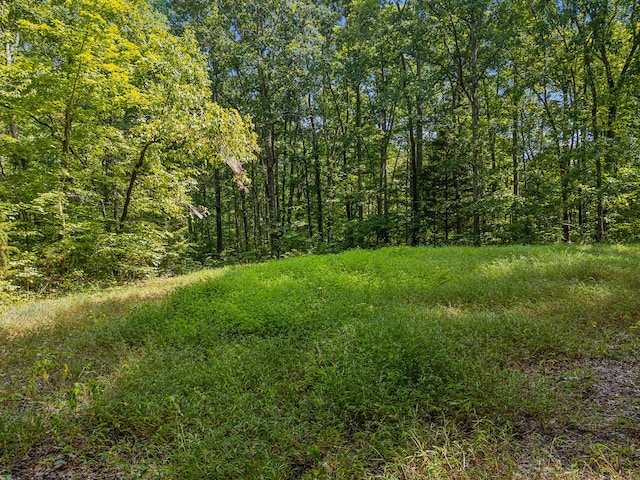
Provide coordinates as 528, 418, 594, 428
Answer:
516, 350, 640, 479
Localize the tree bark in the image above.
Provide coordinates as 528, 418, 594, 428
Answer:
117, 141, 156, 234
356, 86, 364, 221
309, 96, 323, 242
415, 58, 424, 243
214, 166, 223, 254
5, 35, 25, 168
471, 93, 480, 245
258, 65, 279, 256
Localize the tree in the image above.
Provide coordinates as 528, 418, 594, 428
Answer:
0, 0, 256, 290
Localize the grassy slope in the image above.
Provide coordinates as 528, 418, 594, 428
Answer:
1, 245, 639, 479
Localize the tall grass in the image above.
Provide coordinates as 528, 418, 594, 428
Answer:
1, 245, 639, 478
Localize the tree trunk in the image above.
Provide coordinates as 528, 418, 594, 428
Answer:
444, 173, 450, 241
589, 74, 603, 243
117, 140, 156, 234
258, 64, 279, 256
561, 153, 572, 243
378, 110, 387, 218
403, 54, 422, 246
214, 166, 223, 254
326, 147, 334, 246
455, 172, 463, 236
356, 86, 364, 221
5, 35, 25, 169
512, 109, 519, 197
302, 132, 313, 238
471, 92, 480, 245
309, 97, 323, 242
415, 58, 424, 244
241, 191, 249, 253
408, 113, 418, 245
264, 125, 279, 255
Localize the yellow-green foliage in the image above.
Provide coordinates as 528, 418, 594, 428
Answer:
0, 0, 257, 292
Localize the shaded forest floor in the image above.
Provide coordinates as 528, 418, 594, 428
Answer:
1, 245, 639, 479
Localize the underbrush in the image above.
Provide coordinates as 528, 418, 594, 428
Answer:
1, 245, 639, 478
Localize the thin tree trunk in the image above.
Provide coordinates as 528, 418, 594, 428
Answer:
512, 109, 519, 197
444, 173, 450, 241
263, 124, 279, 255
320, 94, 334, 245
281, 119, 288, 229
408, 112, 418, 245
214, 166, 223, 254
302, 134, 313, 238
309, 96, 323, 242
233, 188, 241, 251
258, 64, 279, 256
415, 58, 424, 244
402, 53, 420, 246
117, 141, 156, 233
5, 35, 26, 168
455, 172, 462, 236
471, 93, 480, 245
378, 109, 388, 218
249, 161, 263, 252
588, 68, 603, 243
326, 153, 334, 245
356, 85, 364, 221
241, 191, 249, 253
286, 120, 298, 227
561, 153, 572, 243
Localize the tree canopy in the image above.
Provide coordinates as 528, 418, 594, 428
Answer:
1, 0, 256, 295
2, 0, 640, 296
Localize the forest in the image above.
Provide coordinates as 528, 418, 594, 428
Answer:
1, 0, 639, 295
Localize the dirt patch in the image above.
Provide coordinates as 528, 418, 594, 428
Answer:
516, 353, 640, 478
3, 445, 125, 480
8, 463, 124, 480
588, 358, 640, 426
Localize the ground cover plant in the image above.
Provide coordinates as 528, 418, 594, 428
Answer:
1, 245, 639, 479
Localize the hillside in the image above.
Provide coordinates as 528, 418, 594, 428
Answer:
1, 245, 639, 479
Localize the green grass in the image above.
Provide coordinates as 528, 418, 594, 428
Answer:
1, 245, 639, 479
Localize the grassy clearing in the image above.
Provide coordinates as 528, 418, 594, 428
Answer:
1, 245, 639, 479
0, 269, 226, 335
